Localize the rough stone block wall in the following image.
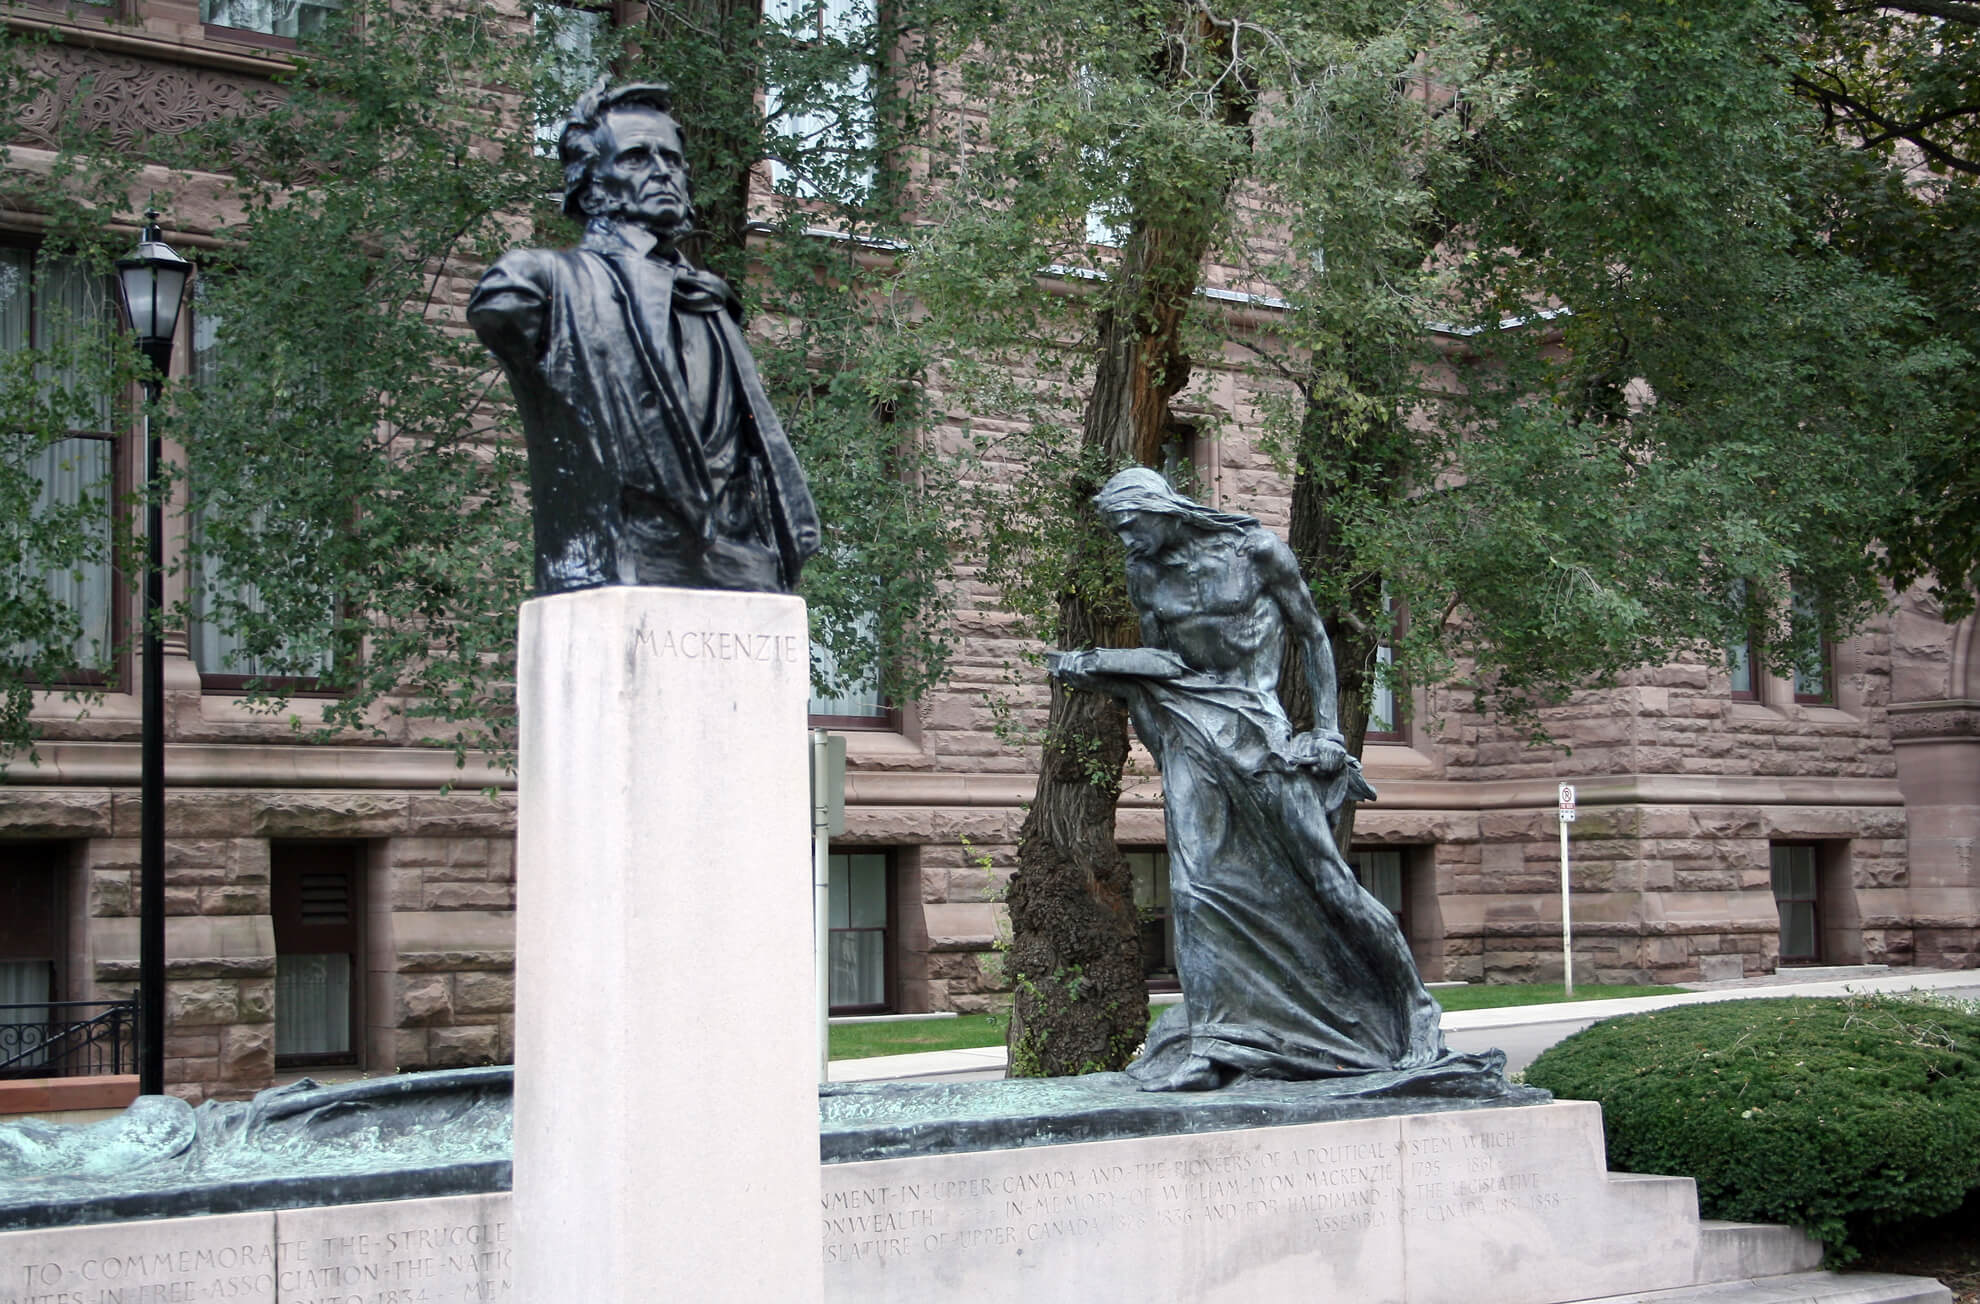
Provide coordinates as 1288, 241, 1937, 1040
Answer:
371, 802, 518, 1074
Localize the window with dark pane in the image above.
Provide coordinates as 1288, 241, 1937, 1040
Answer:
1123, 850, 1177, 988
827, 851, 890, 1012
1770, 843, 1821, 965
272, 842, 363, 1065
1352, 848, 1407, 926
0, 844, 67, 1075
1725, 578, 1760, 701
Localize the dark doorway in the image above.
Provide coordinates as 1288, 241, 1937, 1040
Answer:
271, 841, 364, 1067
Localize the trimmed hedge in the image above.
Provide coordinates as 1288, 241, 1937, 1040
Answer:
1524, 994, 1980, 1260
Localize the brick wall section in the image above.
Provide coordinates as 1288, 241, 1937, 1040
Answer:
376, 812, 517, 1075
0, 789, 522, 1104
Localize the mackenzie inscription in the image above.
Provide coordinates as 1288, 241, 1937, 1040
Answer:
630, 621, 803, 665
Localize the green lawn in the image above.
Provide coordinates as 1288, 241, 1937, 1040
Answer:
827, 982, 1687, 1061
1428, 981, 1685, 1012
829, 1013, 1012, 1061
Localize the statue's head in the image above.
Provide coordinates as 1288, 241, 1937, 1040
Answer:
559, 82, 696, 242
1094, 468, 1252, 555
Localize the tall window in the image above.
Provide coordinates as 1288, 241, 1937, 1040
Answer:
272, 842, 363, 1066
1124, 849, 1177, 987
764, 0, 876, 201
1790, 589, 1834, 706
1727, 632, 1759, 699
534, 2, 613, 154
809, 640, 887, 724
186, 290, 334, 687
0, 845, 66, 1075
1074, 66, 1128, 248
827, 851, 889, 1012
808, 601, 894, 726
1366, 586, 1401, 741
1366, 642, 1398, 739
1770, 843, 1821, 965
1, 248, 117, 678
202, 0, 341, 39
1352, 848, 1407, 925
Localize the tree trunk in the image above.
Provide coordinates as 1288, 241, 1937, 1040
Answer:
1003, 272, 1196, 1076
1005, 8, 1253, 1077
1281, 337, 1409, 857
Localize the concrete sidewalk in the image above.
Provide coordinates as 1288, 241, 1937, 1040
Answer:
827, 966, 1980, 1084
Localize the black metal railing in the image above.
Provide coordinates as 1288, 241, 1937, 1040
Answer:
0, 1000, 137, 1079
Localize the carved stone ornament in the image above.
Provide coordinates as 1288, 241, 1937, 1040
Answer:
15, 47, 280, 154
1887, 699, 1980, 742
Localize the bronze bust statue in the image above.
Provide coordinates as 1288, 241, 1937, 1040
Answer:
470, 83, 820, 595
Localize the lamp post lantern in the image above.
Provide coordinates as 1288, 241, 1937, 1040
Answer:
115, 210, 191, 1098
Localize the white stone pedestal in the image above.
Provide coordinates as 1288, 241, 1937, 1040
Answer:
516, 587, 822, 1303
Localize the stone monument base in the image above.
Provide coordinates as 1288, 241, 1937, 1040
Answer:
515, 587, 819, 1304
0, 1079, 1953, 1303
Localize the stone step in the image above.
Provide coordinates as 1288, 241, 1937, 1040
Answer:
1578, 1269, 1952, 1304
1767, 965, 1892, 982
1695, 1219, 1826, 1280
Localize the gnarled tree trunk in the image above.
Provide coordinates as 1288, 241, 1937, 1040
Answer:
1005, 7, 1253, 1077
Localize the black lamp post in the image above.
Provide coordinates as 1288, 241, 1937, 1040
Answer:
115, 210, 191, 1098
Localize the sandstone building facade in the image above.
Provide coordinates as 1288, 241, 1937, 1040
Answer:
1, 0, 1976, 1107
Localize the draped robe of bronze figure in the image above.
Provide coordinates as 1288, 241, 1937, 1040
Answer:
469, 83, 819, 595
1053, 469, 1506, 1094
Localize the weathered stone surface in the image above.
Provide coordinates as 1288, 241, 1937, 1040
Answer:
221, 1024, 274, 1084
238, 979, 275, 1022
249, 793, 411, 838
397, 976, 453, 1026
428, 1024, 500, 1067
454, 971, 514, 1015
164, 792, 254, 837
423, 882, 513, 910
199, 885, 267, 915
167, 980, 242, 1028
91, 870, 133, 916
407, 793, 516, 837
0, 789, 112, 835
397, 950, 517, 973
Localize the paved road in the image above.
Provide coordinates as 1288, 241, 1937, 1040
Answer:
832, 969, 1980, 1083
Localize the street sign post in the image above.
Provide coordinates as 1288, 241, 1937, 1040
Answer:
1558, 783, 1576, 998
